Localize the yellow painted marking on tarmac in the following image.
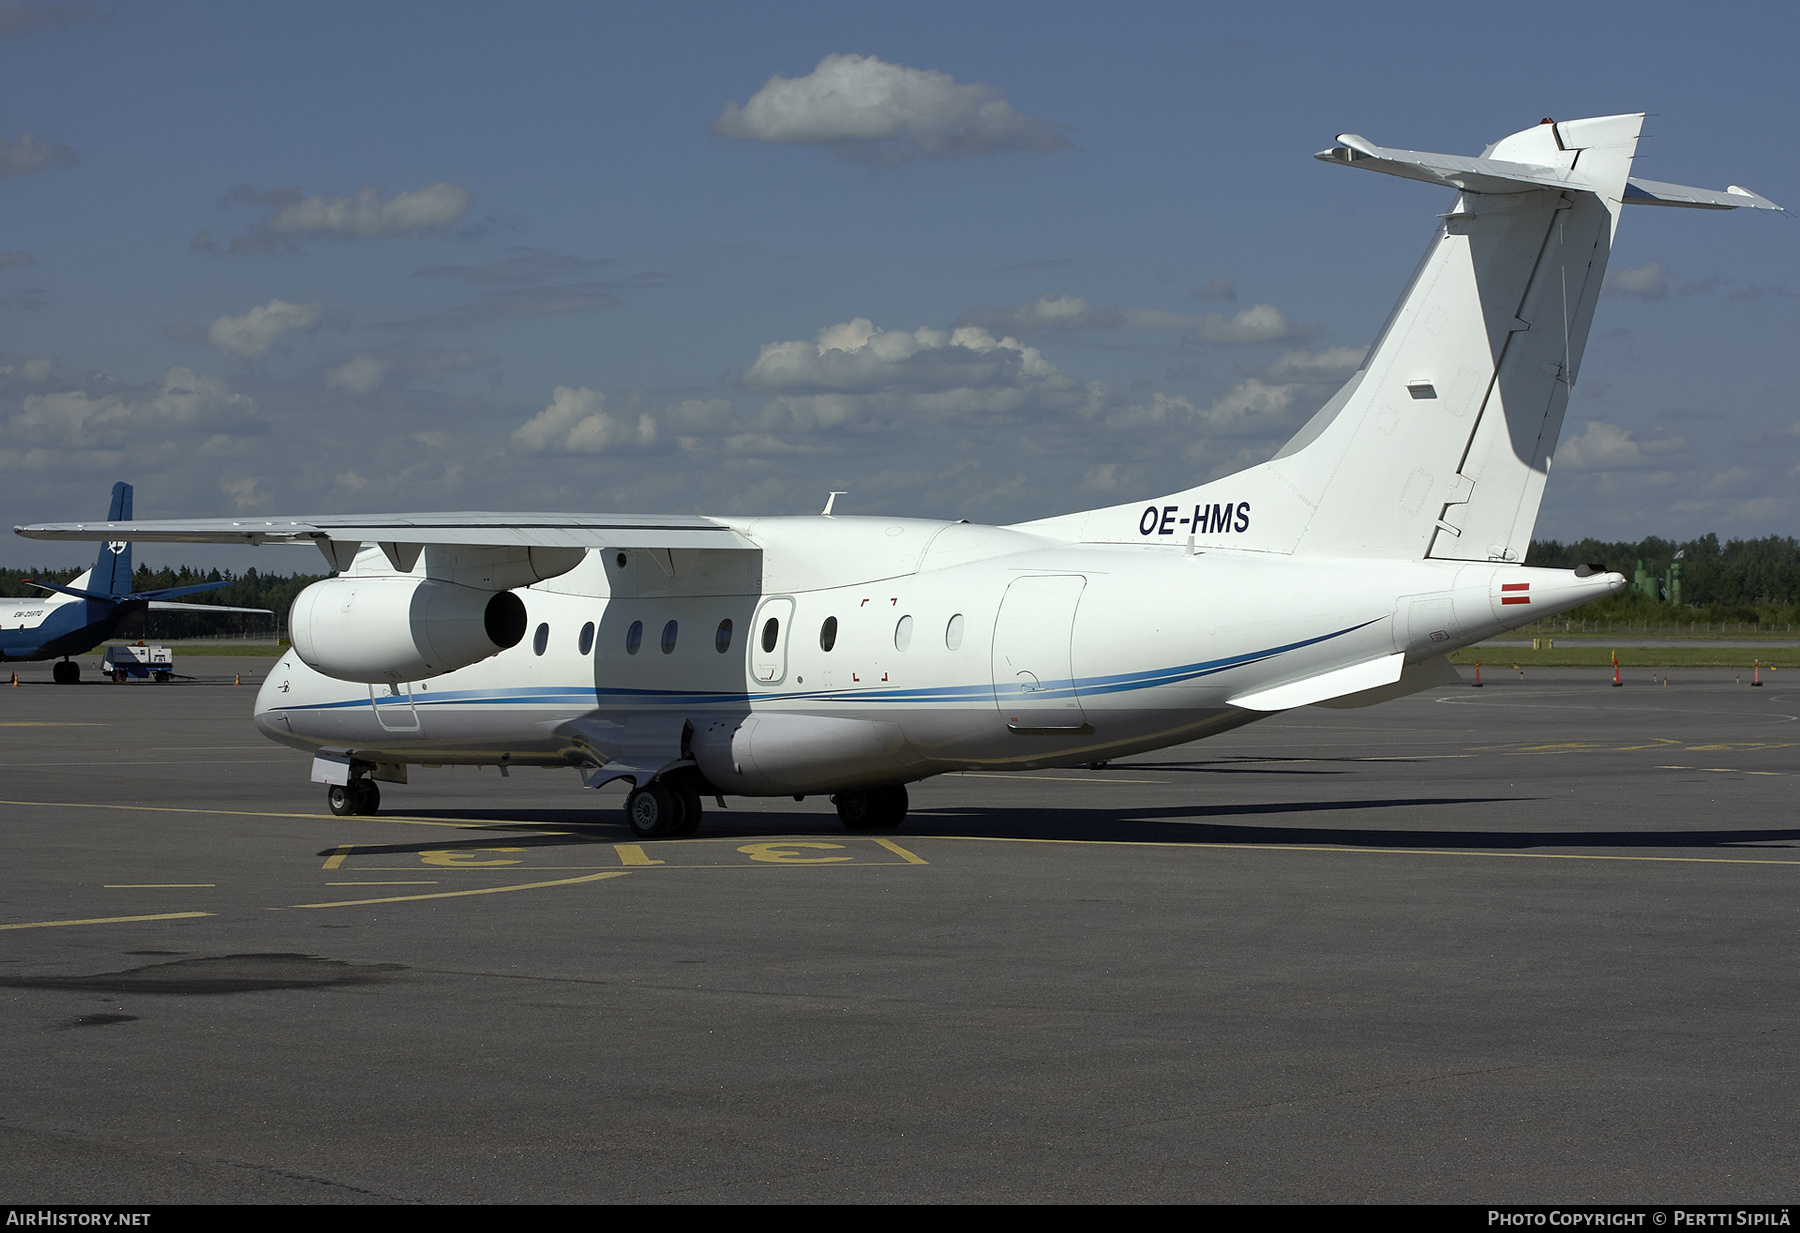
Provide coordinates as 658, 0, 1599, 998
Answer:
870, 836, 928, 865
615, 844, 664, 867
419, 847, 525, 867
322, 844, 353, 870
1, 911, 214, 931
104, 883, 215, 888
737, 842, 852, 864
293, 870, 629, 908
0, 799, 543, 830
0, 722, 105, 727
918, 835, 1800, 867
326, 881, 439, 886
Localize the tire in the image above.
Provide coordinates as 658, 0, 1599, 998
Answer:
835, 785, 908, 829
52, 661, 77, 684
327, 784, 354, 816
351, 779, 381, 815
673, 786, 703, 836
625, 782, 683, 839
154, 671, 171, 683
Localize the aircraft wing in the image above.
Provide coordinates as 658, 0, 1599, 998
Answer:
14, 512, 756, 553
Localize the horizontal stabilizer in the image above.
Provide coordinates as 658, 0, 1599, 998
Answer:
148, 601, 274, 614
1228, 652, 1405, 711
1624, 177, 1783, 211
1317, 135, 1594, 195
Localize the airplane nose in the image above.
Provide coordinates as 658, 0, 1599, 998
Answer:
253, 656, 295, 740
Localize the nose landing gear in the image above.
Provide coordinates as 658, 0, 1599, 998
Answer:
52, 659, 80, 684
327, 778, 381, 816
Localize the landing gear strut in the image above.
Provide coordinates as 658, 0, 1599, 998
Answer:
833, 784, 908, 829
327, 778, 381, 817
52, 659, 79, 684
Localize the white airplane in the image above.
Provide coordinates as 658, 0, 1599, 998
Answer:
17, 114, 1781, 834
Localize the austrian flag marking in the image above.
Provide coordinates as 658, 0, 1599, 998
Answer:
1500, 582, 1530, 606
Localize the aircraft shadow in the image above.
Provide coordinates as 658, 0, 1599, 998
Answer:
320, 797, 1800, 858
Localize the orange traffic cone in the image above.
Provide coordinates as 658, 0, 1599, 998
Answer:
1752, 660, 1762, 687
234, 673, 240, 686
9, 671, 16, 687
1611, 650, 1622, 687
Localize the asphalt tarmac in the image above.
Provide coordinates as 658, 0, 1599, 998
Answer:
1, 659, 1795, 1204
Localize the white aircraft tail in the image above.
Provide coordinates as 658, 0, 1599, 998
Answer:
1029, 114, 1780, 561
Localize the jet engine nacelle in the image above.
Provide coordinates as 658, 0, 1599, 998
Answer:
288, 576, 528, 684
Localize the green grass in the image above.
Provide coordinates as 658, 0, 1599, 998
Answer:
1452, 646, 1798, 669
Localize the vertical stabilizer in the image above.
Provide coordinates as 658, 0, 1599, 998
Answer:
91, 482, 133, 596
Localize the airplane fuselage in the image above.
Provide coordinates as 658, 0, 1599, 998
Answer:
253, 515, 1615, 795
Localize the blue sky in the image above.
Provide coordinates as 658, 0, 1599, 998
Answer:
3, 0, 1796, 570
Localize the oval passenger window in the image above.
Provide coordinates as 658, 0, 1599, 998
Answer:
894, 614, 913, 651
819, 616, 838, 652
945, 613, 965, 651
761, 617, 779, 653
578, 622, 595, 656
661, 619, 679, 654
715, 619, 733, 654
626, 620, 643, 655
532, 622, 549, 656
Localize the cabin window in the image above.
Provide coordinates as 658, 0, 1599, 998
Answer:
945, 613, 965, 651
715, 619, 733, 653
626, 620, 643, 655
761, 617, 779, 653
578, 622, 595, 656
894, 614, 913, 652
661, 619, 679, 654
532, 623, 549, 656
819, 616, 838, 652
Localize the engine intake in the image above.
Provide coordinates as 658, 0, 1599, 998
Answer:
289, 576, 527, 683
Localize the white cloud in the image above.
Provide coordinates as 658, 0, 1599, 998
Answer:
12, 367, 257, 450
1557, 421, 1685, 470
1603, 262, 1668, 300
711, 53, 1069, 166
263, 183, 472, 238
1194, 303, 1300, 344
207, 298, 323, 358
1262, 346, 1366, 382
746, 317, 1065, 395
327, 355, 387, 394
511, 386, 657, 455
958, 294, 1202, 335
0, 356, 52, 382
0, 115, 76, 176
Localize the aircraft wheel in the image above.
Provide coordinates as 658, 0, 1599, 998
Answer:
327, 784, 354, 816
834, 785, 908, 829
351, 779, 381, 815
52, 661, 77, 684
673, 785, 702, 836
625, 782, 683, 839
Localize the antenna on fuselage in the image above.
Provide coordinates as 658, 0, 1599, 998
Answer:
821, 491, 848, 516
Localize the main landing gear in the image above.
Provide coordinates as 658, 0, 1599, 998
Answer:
832, 785, 908, 830
327, 778, 381, 817
624, 779, 702, 839
52, 659, 80, 684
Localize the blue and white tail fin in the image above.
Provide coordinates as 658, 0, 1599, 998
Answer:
1026, 114, 1781, 562
91, 482, 133, 596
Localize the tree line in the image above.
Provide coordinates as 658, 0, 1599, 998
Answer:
0, 563, 320, 640
1527, 533, 1800, 625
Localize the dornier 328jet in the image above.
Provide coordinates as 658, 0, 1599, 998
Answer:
18, 114, 1782, 834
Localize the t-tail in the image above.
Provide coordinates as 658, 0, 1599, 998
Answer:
1027, 113, 1781, 561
